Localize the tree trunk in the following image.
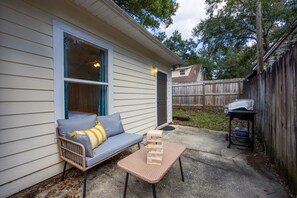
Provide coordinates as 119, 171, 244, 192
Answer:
263, 35, 269, 52
256, 0, 264, 73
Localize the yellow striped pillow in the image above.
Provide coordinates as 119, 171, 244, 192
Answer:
71, 121, 107, 149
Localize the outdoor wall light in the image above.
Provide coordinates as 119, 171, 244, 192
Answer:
93, 61, 100, 68
151, 66, 158, 76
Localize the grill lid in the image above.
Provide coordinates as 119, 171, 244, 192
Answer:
226, 99, 254, 112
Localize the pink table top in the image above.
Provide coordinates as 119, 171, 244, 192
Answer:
117, 141, 186, 183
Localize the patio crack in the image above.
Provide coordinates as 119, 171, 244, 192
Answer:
183, 154, 231, 172
185, 147, 222, 157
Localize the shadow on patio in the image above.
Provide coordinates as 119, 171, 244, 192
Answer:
11, 125, 288, 198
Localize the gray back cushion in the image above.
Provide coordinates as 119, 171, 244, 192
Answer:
57, 114, 97, 137
97, 113, 124, 137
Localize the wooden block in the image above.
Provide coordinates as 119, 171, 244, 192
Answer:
147, 156, 162, 165
147, 136, 162, 140
148, 148, 163, 154
147, 153, 163, 158
147, 142, 163, 150
147, 147, 163, 153
147, 154, 163, 160
147, 147, 163, 165
147, 139, 163, 145
147, 130, 163, 140
147, 149, 163, 158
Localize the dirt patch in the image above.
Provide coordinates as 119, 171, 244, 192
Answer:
247, 152, 295, 198
8, 167, 84, 198
9, 150, 133, 198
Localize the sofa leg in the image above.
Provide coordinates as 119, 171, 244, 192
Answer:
138, 143, 140, 149
83, 171, 87, 198
61, 161, 67, 181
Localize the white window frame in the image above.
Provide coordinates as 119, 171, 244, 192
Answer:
179, 69, 185, 75
53, 21, 113, 122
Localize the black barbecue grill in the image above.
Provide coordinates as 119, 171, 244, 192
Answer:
225, 99, 257, 152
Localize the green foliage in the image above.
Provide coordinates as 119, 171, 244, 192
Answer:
193, 0, 296, 79
215, 47, 257, 79
157, 30, 202, 66
113, 0, 179, 30
173, 108, 229, 131
198, 45, 257, 79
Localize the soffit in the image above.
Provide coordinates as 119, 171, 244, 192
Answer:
72, 0, 185, 66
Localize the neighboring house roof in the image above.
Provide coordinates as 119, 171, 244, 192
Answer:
246, 20, 297, 79
73, 0, 185, 67
172, 64, 202, 83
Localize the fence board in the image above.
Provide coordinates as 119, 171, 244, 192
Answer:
172, 78, 243, 108
244, 42, 297, 192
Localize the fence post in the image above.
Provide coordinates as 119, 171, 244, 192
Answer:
202, 82, 205, 109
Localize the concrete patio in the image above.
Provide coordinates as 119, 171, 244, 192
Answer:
12, 125, 288, 198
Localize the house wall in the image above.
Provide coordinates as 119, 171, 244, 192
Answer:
172, 67, 191, 77
0, 0, 172, 196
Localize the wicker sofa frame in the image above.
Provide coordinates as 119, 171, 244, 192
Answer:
56, 129, 141, 198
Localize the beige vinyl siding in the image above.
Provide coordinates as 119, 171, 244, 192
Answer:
0, 123, 55, 143
0, 2, 57, 197
0, 89, 54, 102
1, 163, 65, 198
0, 0, 172, 196
113, 50, 157, 134
0, 144, 58, 171
0, 61, 53, 79
0, 102, 54, 115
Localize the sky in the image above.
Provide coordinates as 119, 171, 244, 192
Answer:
162, 0, 208, 40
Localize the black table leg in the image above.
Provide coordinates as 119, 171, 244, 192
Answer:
83, 171, 87, 198
123, 173, 129, 198
228, 116, 231, 148
152, 184, 156, 198
252, 118, 255, 153
178, 157, 184, 182
248, 120, 250, 134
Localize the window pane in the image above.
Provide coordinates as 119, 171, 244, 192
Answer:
64, 33, 108, 82
64, 82, 107, 118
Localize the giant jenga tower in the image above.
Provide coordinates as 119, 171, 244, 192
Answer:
146, 130, 163, 165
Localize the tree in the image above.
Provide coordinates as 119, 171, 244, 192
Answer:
193, 0, 296, 79
197, 44, 256, 79
113, 0, 179, 31
158, 30, 202, 66
256, 0, 264, 73
197, 0, 296, 51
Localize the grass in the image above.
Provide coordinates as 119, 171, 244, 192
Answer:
172, 107, 229, 131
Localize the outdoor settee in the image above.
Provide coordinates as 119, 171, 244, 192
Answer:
56, 113, 143, 198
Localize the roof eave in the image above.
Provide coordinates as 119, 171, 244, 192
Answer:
72, 0, 185, 66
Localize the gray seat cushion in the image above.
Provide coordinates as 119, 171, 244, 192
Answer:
97, 113, 125, 137
86, 133, 143, 167
57, 114, 97, 137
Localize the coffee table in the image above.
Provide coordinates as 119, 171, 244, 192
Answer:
117, 141, 186, 198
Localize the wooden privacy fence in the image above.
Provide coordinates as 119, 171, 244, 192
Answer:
244, 42, 297, 192
172, 78, 244, 108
